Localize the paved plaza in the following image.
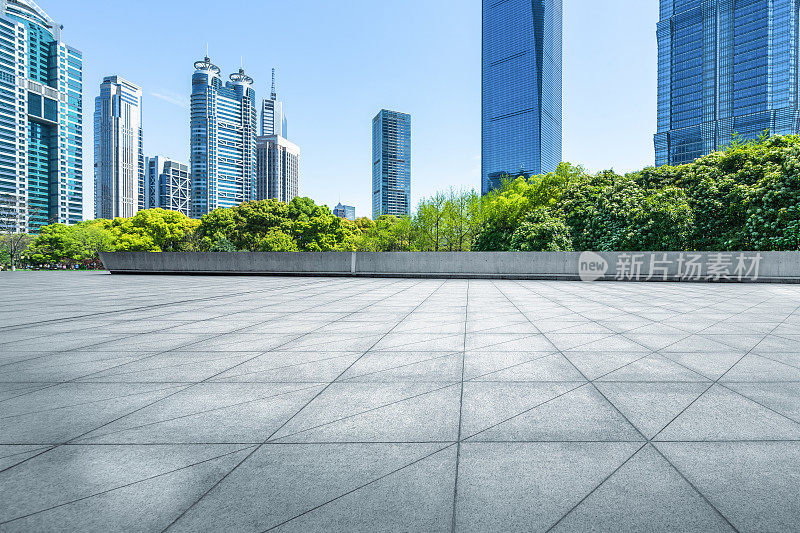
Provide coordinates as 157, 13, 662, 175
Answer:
1, 272, 800, 532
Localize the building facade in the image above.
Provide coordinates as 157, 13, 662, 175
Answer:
94, 76, 144, 219
146, 156, 190, 216
372, 109, 411, 219
655, 0, 800, 166
333, 202, 355, 221
261, 68, 287, 137
256, 135, 299, 203
481, 0, 562, 195
0, 0, 82, 232
190, 57, 257, 218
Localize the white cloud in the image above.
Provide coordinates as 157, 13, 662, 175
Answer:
150, 91, 189, 109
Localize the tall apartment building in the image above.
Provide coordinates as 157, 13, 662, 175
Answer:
655, 0, 800, 166
0, 0, 83, 232
372, 109, 411, 219
190, 56, 257, 218
481, 0, 562, 195
94, 76, 144, 219
261, 68, 288, 137
146, 156, 190, 216
256, 135, 299, 203
333, 203, 355, 221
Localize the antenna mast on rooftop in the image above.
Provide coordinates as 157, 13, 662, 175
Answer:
271, 68, 277, 100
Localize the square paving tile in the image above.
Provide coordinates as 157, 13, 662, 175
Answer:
1, 272, 799, 531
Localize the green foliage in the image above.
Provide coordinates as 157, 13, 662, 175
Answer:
476, 136, 800, 252
111, 209, 199, 252
510, 209, 573, 251
475, 163, 583, 251
197, 198, 355, 252
0, 233, 32, 270
27, 224, 82, 266
28, 210, 199, 267
414, 188, 481, 251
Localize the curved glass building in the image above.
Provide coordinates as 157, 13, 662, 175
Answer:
655, 0, 800, 166
0, 0, 83, 232
190, 57, 257, 218
481, 0, 562, 195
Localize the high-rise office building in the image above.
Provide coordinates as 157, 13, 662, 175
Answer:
0, 0, 83, 232
655, 0, 800, 166
146, 156, 190, 216
261, 68, 288, 138
190, 56, 257, 218
481, 0, 562, 195
256, 135, 299, 203
255, 69, 299, 204
372, 109, 411, 219
94, 76, 144, 219
333, 203, 355, 221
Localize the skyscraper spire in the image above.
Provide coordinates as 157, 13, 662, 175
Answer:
271, 68, 277, 101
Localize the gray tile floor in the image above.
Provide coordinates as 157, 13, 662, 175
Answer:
1, 272, 800, 532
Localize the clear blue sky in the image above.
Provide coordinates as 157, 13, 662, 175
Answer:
48, 0, 659, 219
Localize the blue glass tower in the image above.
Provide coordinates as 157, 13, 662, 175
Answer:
481, 0, 562, 195
372, 110, 411, 219
0, 0, 82, 232
190, 57, 257, 218
655, 0, 800, 166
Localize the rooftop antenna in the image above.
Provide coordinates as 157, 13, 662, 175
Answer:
271, 68, 277, 100
205, 42, 209, 61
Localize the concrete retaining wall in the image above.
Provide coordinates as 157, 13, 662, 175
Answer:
99, 251, 800, 283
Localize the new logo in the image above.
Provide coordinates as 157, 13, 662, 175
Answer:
579, 252, 609, 282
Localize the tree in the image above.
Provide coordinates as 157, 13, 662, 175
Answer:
510, 209, 573, 251
71, 220, 115, 266
474, 163, 585, 251
415, 192, 446, 251
112, 209, 199, 252
0, 233, 32, 271
0, 193, 34, 271
258, 230, 299, 252
27, 224, 79, 267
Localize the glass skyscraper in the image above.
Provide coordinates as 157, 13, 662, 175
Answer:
146, 156, 190, 216
94, 76, 144, 219
481, 0, 562, 195
190, 57, 257, 218
372, 109, 411, 219
0, 0, 82, 232
655, 0, 800, 166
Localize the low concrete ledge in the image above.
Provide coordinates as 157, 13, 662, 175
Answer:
99, 251, 800, 283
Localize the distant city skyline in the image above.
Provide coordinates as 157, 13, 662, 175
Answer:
45, 0, 659, 221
